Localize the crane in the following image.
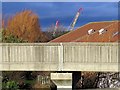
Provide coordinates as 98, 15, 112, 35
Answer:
53, 20, 59, 36
68, 8, 83, 31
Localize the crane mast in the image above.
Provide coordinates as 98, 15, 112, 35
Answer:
68, 8, 82, 31
53, 20, 59, 36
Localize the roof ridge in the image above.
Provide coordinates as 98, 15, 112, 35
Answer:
90, 20, 119, 24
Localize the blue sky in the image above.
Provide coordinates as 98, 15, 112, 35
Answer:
2, 2, 118, 31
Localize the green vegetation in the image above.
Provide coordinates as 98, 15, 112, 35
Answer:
2, 34, 27, 43
2, 81, 19, 89
52, 31, 69, 39
1, 29, 27, 43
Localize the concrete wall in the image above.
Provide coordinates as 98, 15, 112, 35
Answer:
62, 43, 119, 71
1, 43, 119, 71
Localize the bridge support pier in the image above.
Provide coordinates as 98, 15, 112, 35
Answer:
51, 73, 72, 90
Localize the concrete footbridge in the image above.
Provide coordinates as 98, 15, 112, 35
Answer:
0, 42, 119, 71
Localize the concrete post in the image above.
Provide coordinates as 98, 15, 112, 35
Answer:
51, 73, 72, 90
58, 43, 63, 71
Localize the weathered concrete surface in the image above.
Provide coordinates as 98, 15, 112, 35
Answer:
0, 43, 119, 71
63, 63, 118, 71
51, 73, 72, 80
51, 73, 72, 90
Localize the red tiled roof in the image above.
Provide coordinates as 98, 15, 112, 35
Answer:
50, 21, 120, 42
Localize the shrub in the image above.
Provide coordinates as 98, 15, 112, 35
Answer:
4, 81, 19, 89
6, 10, 48, 42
